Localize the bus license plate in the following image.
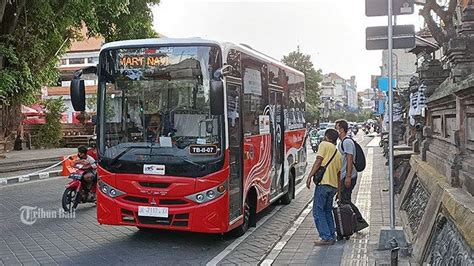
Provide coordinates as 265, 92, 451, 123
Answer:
138, 206, 168, 218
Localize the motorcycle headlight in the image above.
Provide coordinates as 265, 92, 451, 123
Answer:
98, 180, 125, 198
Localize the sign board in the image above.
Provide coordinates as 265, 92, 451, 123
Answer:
366, 25, 415, 50
259, 115, 270, 134
377, 77, 397, 92
365, 0, 415, 16
243, 68, 262, 95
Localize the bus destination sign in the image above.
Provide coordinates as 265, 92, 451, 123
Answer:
119, 55, 169, 68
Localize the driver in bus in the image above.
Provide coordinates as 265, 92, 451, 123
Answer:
146, 113, 162, 142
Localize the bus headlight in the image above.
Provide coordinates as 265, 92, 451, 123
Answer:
186, 183, 226, 204
98, 180, 125, 198
206, 190, 216, 199
196, 194, 205, 202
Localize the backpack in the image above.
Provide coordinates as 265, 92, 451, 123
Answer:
341, 137, 366, 172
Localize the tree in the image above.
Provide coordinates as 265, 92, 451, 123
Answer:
0, 0, 160, 139
282, 47, 323, 123
416, 0, 458, 46
34, 98, 66, 148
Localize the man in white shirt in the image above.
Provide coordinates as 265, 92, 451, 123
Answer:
74, 145, 97, 196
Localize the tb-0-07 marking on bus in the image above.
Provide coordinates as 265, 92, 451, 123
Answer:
189, 145, 218, 155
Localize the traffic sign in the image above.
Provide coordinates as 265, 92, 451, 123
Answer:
366, 25, 415, 50
365, 0, 415, 17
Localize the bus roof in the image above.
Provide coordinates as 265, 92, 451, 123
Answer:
100, 37, 304, 77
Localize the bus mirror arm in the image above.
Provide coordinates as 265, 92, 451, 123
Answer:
213, 64, 233, 80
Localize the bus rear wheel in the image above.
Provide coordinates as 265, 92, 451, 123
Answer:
281, 172, 294, 205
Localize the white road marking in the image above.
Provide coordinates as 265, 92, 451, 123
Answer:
367, 137, 380, 147
206, 181, 307, 266
0, 176, 64, 190
261, 202, 313, 266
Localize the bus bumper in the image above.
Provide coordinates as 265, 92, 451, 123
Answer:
96, 188, 230, 233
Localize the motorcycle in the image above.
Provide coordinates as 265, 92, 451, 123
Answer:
352, 127, 359, 136
62, 160, 96, 212
364, 127, 370, 135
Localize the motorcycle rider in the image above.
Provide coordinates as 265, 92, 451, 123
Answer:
74, 145, 97, 200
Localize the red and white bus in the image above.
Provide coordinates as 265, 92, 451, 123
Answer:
70, 38, 307, 235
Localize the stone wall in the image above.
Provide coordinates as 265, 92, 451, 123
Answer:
424, 76, 474, 195
397, 75, 474, 265
396, 5, 474, 263
397, 156, 474, 264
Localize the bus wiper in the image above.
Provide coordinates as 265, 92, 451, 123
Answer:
110, 146, 148, 165
137, 153, 206, 170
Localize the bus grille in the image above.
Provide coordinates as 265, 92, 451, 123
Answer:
159, 199, 188, 205
139, 182, 170, 188
138, 215, 173, 225
123, 196, 149, 203
136, 212, 189, 227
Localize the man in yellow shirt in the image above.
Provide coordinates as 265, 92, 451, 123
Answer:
306, 128, 342, 245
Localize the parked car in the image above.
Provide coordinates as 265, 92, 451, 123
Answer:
319, 122, 329, 130
316, 129, 326, 144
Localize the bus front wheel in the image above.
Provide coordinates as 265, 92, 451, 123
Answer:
231, 192, 255, 237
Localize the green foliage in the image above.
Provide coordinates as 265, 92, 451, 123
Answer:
34, 98, 66, 148
0, 0, 160, 105
328, 110, 356, 122
305, 103, 320, 123
281, 48, 323, 123
86, 94, 97, 113
86, 93, 114, 120
357, 109, 375, 122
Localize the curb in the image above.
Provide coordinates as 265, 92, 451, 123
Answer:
0, 170, 63, 186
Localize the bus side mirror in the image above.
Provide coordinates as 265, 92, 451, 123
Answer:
210, 80, 224, 115
70, 78, 85, 111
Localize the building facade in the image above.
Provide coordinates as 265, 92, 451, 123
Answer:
44, 28, 103, 123
381, 49, 417, 88
320, 73, 358, 115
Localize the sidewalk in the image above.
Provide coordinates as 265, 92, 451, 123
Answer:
0, 148, 75, 165
267, 137, 408, 265
0, 148, 75, 181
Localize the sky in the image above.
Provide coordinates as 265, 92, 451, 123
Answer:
152, 0, 422, 90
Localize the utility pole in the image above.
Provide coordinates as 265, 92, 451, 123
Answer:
387, 0, 395, 230
365, 0, 415, 251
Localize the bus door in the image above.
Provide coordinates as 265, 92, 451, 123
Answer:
269, 89, 284, 198
226, 83, 243, 223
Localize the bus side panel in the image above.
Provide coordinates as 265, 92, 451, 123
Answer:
284, 128, 308, 184
283, 70, 307, 188
243, 134, 272, 213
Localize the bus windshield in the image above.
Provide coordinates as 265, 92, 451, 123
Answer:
97, 45, 223, 177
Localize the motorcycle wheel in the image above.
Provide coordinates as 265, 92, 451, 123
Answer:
62, 188, 80, 212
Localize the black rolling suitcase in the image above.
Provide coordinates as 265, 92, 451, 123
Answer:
333, 203, 357, 240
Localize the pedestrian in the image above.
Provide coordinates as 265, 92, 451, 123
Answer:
306, 128, 342, 245
334, 119, 369, 231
